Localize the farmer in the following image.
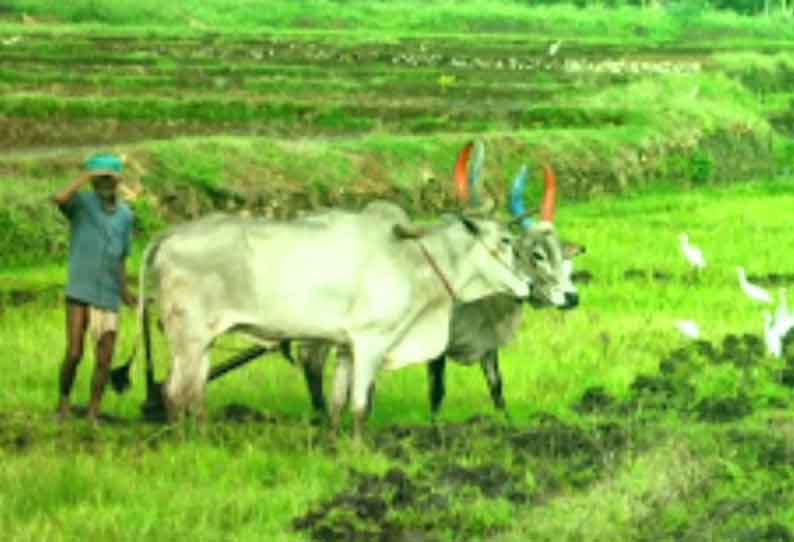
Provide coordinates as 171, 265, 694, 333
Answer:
51, 154, 136, 423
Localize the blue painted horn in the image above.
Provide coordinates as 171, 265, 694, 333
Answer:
509, 165, 534, 230
468, 141, 485, 208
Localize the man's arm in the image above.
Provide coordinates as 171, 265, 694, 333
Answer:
51, 172, 93, 208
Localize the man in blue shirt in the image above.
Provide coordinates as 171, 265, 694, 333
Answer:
51, 154, 136, 423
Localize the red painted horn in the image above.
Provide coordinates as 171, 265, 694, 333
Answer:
454, 142, 473, 205
540, 163, 557, 223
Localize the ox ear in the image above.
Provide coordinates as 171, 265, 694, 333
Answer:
393, 223, 426, 240
562, 241, 586, 258
459, 216, 481, 236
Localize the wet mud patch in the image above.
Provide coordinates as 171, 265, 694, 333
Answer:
217, 402, 281, 424
295, 416, 630, 541
293, 467, 438, 542
623, 268, 674, 282
746, 272, 794, 287
634, 431, 794, 542
0, 412, 34, 453
571, 269, 594, 284
575, 385, 615, 413
613, 333, 781, 422
0, 409, 115, 454
620, 268, 707, 286
738, 523, 794, 542
726, 428, 794, 469
695, 394, 754, 422
0, 286, 63, 309
638, 494, 794, 542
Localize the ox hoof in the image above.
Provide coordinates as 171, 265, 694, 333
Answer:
141, 401, 168, 424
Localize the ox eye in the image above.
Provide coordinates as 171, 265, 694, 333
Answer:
501, 237, 511, 245
533, 251, 546, 262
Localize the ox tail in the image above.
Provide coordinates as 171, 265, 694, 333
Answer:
139, 232, 176, 406
110, 233, 167, 397
280, 340, 296, 364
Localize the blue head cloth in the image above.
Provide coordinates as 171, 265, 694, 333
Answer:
85, 154, 123, 177
509, 165, 535, 230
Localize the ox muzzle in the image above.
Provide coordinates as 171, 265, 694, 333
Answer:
527, 289, 579, 310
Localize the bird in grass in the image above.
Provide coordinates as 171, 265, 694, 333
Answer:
764, 311, 783, 358
1, 36, 21, 46
679, 233, 706, 270
675, 320, 701, 340
547, 40, 562, 57
737, 267, 773, 304
772, 289, 794, 342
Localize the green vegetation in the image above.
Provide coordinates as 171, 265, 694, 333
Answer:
2, 1, 794, 540
2, 180, 794, 541
4, 0, 794, 38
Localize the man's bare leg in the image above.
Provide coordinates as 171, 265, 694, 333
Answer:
87, 330, 117, 423
58, 301, 89, 420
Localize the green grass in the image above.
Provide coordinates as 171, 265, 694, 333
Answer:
0, 1, 787, 238
3, 1, 794, 43
2, 177, 794, 541
2, 2, 794, 540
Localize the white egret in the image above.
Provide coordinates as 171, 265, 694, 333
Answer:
773, 289, 794, 342
737, 267, 773, 304
675, 320, 700, 340
679, 233, 706, 270
547, 40, 562, 57
764, 311, 783, 358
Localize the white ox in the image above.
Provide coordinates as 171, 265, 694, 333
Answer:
293, 143, 584, 421
136, 201, 530, 439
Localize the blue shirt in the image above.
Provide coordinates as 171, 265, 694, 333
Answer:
59, 191, 134, 312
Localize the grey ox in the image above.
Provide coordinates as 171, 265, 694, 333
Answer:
133, 190, 531, 439
290, 142, 584, 421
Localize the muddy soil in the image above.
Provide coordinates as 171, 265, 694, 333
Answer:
0, 407, 631, 542
634, 423, 794, 542
571, 269, 594, 284
3, 331, 793, 541
578, 332, 789, 424
294, 415, 629, 542
746, 273, 794, 287
623, 268, 674, 282
0, 287, 63, 309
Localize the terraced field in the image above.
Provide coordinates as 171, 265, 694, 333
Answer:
0, 31, 709, 150
2, 21, 791, 270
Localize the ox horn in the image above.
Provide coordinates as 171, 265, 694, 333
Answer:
540, 163, 557, 223
454, 140, 495, 217
454, 141, 474, 205
508, 164, 534, 230
468, 140, 485, 208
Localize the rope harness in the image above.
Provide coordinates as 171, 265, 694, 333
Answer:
415, 241, 457, 300
414, 235, 527, 302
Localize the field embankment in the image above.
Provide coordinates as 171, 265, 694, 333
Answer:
3, 7, 794, 270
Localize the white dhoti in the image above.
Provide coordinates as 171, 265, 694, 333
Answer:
88, 306, 119, 341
